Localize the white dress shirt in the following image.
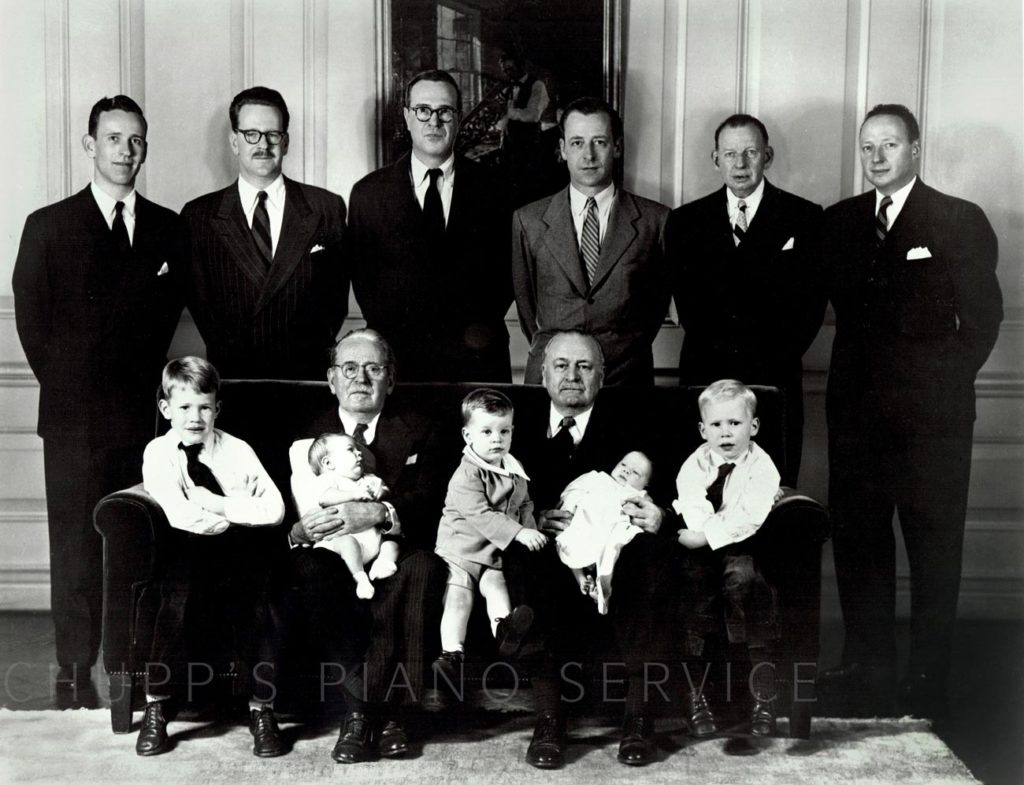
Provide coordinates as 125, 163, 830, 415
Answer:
875, 176, 917, 229
547, 403, 594, 446
726, 177, 766, 229
569, 183, 616, 247
238, 174, 286, 257
410, 152, 455, 224
90, 182, 137, 244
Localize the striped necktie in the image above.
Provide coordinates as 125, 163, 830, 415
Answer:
252, 190, 273, 265
580, 197, 600, 285
733, 200, 748, 245
875, 195, 893, 246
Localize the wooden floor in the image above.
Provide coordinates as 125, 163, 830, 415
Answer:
1, 612, 1021, 785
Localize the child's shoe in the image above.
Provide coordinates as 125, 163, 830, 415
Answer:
686, 689, 718, 738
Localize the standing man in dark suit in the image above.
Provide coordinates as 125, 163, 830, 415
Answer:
287, 329, 450, 763
13, 95, 184, 704
348, 69, 512, 383
667, 114, 824, 484
512, 97, 671, 386
509, 330, 682, 769
818, 104, 1002, 718
182, 86, 347, 380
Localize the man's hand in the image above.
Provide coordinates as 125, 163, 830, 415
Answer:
290, 501, 386, 545
537, 508, 573, 536
677, 529, 708, 549
622, 496, 663, 534
514, 528, 549, 552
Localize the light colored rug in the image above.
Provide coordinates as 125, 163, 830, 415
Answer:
0, 709, 978, 785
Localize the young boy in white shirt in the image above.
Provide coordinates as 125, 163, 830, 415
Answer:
137, 357, 286, 758
673, 379, 782, 738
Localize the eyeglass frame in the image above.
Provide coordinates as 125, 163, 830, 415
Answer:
407, 104, 458, 124
235, 128, 288, 146
331, 362, 391, 380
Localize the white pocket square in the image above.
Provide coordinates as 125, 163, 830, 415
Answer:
781, 237, 795, 251
156, 262, 169, 276
405, 453, 418, 466
906, 246, 932, 260
310, 244, 325, 254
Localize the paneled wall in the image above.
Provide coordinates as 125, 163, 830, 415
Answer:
1, 0, 1021, 618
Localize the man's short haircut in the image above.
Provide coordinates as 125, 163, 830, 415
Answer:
88, 95, 147, 138
405, 69, 462, 111
461, 388, 514, 426
714, 113, 769, 148
698, 379, 758, 419
229, 86, 290, 132
559, 96, 623, 142
329, 328, 396, 373
862, 103, 920, 143
308, 432, 354, 475
160, 356, 220, 401
542, 330, 606, 370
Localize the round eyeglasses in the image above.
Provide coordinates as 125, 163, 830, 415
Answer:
236, 128, 287, 146
332, 362, 389, 380
408, 105, 457, 124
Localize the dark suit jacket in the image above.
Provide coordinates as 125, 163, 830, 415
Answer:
348, 153, 512, 382
13, 187, 184, 446
298, 402, 452, 551
181, 177, 346, 380
667, 180, 824, 392
512, 187, 671, 385
822, 179, 1002, 436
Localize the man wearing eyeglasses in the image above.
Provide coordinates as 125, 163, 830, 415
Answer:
287, 329, 450, 763
348, 69, 513, 383
666, 114, 824, 485
181, 86, 347, 380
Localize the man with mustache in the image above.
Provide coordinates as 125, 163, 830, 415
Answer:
181, 86, 347, 380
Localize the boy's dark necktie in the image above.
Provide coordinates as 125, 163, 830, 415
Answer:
705, 462, 736, 512
179, 442, 224, 495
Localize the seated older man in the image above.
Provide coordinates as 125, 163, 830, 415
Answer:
508, 330, 685, 768
286, 329, 449, 763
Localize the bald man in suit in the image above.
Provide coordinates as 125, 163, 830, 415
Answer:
512, 97, 671, 386
13, 95, 184, 704
182, 86, 347, 380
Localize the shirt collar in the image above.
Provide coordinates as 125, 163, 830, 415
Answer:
461, 444, 530, 480
238, 173, 286, 211
90, 182, 137, 220
167, 427, 219, 455
703, 441, 754, 468
569, 182, 616, 217
875, 175, 917, 215
726, 177, 765, 214
410, 152, 455, 186
548, 402, 594, 441
338, 408, 382, 445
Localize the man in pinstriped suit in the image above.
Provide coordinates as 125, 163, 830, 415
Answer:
181, 86, 347, 380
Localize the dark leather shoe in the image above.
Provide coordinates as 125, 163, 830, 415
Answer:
686, 690, 718, 738
377, 718, 409, 757
899, 672, 948, 719
526, 711, 566, 769
496, 604, 534, 657
250, 706, 286, 757
331, 712, 375, 764
617, 713, 655, 766
750, 700, 776, 737
135, 701, 169, 756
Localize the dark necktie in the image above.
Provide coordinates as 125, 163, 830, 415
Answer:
352, 422, 368, 446
705, 462, 736, 512
349, 422, 377, 473
424, 168, 445, 247
733, 199, 748, 245
875, 195, 893, 247
580, 197, 600, 285
550, 416, 577, 458
252, 190, 273, 266
111, 200, 132, 257
179, 442, 224, 495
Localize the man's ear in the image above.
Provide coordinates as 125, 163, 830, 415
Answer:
751, 417, 760, 436
82, 134, 96, 159
762, 145, 774, 170
158, 398, 171, 421
711, 149, 720, 169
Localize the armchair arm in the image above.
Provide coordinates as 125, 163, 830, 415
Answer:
752, 487, 831, 549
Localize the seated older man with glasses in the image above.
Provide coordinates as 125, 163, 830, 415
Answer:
284, 329, 451, 764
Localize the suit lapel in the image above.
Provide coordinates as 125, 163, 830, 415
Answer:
372, 411, 415, 487
540, 189, 588, 297
589, 190, 639, 291
254, 178, 320, 313
212, 183, 269, 288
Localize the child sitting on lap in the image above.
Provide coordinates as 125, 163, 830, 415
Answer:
305, 432, 398, 600
555, 450, 654, 614
432, 388, 547, 679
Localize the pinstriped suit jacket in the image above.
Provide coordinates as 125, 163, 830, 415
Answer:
181, 177, 347, 380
